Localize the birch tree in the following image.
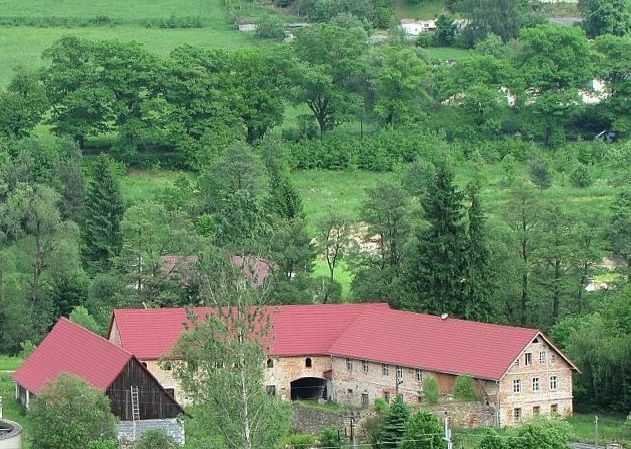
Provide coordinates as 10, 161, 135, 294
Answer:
173, 253, 291, 449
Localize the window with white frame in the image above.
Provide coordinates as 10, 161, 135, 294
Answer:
525, 353, 532, 366
416, 369, 422, 382
550, 376, 558, 391
513, 379, 521, 393
514, 359, 520, 368
382, 364, 389, 376
362, 360, 369, 374
532, 377, 540, 392
396, 366, 403, 380
346, 358, 353, 372
539, 351, 546, 364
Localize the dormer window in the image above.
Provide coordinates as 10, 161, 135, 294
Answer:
305, 357, 312, 368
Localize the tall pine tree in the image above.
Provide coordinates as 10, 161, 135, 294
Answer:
405, 163, 467, 316
462, 182, 494, 321
82, 155, 124, 271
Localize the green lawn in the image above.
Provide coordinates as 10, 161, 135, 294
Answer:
0, 24, 263, 86
423, 47, 472, 62
0, 364, 31, 448
568, 413, 631, 445
393, 0, 445, 19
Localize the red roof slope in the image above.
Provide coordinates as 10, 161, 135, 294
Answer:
328, 308, 539, 380
111, 303, 550, 381
14, 318, 132, 394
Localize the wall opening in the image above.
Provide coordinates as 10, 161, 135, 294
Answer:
290, 377, 327, 401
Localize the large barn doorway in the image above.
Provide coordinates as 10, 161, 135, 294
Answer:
290, 377, 327, 401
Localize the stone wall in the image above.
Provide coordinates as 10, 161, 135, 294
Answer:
331, 357, 423, 407
118, 419, 185, 446
425, 401, 497, 428
292, 403, 347, 434
265, 356, 333, 401
497, 338, 574, 426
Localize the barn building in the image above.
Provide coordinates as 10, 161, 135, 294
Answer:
108, 303, 578, 427
13, 319, 185, 445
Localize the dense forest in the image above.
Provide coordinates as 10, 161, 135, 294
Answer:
1, 0, 631, 419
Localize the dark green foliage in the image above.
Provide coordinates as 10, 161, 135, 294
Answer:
255, 15, 286, 40
609, 189, 631, 278
134, 430, 178, 449
433, 15, 458, 47
319, 427, 342, 449
422, 375, 439, 404
462, 182, 494, 320
69, 305, 101, 334
30, 374, 117, 449
401, 410, 445, 449
377, 395, 410, 449
579, 0, 631, 37
453, 375, 478, 401
82, 155, 125, 271
570, 163, 593, 188
0, 68, 48, 139
297, 0, 393, 27
457, 0, 529, 46
528, 158, 553, 190
403, 163, 468, 316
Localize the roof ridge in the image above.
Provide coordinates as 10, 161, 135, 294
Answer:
59, 317, 133, 359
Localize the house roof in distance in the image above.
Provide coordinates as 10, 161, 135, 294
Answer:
111, 303, 574, 381
14, 318, 133, 394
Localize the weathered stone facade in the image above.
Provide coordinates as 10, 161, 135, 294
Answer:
492, 338, 574, 426
118, 418, 185, 446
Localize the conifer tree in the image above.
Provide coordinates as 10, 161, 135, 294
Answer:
405, 163, 467, 315
462, 182, 494, 321
378, 395, 410, 449
265, 153, 304, 221
82, 155, 124, 271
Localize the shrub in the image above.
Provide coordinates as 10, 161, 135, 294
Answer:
401, 411, 445, 449
69, 306, 102, 334
570, 163, 593, 188
255, 15, 286, 40
319, 427, 342, 449
30, 375, 116, 449
134, 430, 178, 449
528, 158, 553, 189
283, 433, 317, 449
422, 375, 439, 404
454, 375, 478, 401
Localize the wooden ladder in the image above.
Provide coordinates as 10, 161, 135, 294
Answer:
130, 386, 140, 422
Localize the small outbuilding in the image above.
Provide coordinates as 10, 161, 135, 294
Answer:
13, 319, 185, 445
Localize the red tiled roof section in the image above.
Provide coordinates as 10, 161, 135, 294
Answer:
328, 307, 539, 381
112, 303, 545, 381
13, 318, 132, 394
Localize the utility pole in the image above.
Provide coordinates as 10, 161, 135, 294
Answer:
0, 395, 3, 419
443, 413, 453, 449
594, 415, 599, 449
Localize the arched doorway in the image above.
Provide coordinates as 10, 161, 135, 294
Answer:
290, 377, 327, 401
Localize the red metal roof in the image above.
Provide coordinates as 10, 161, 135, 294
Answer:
111, 304, 548, 381
13, 318, 132, 394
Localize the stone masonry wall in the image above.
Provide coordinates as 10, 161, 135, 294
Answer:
497, 338, 573, 426
118, 419, 185, 446
265, 356, 333, 401
331, 357, 424, 407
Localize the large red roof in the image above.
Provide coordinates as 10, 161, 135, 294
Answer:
111, 303, 551, 381
14, 318, 132, 394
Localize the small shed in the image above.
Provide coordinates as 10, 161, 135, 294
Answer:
13, 319, 185, 445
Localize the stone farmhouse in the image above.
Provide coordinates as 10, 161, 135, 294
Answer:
13, 319, 186, 445
108, 303, 578, 427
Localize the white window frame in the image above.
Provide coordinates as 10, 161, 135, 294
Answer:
362, 360, 369, 374
382, 364, 389, 376
532, 377, 540, 392
512, 379, 521, 393
539, 351, 546, 364
550, 376, 558, 391
525, 353, 532, 366
346, 358, 353, 372
416, 369, 422, 382
396, 366, 403, 380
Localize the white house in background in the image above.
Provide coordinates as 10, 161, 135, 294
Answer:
400, 19, 436, 37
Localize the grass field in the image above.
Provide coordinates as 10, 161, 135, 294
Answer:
393, 0, 445, 19
568, 414, 631, 445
